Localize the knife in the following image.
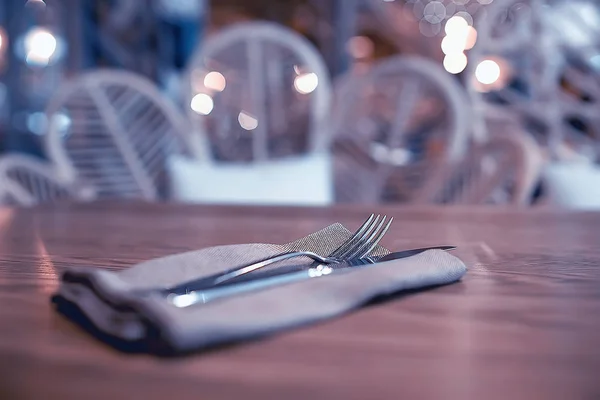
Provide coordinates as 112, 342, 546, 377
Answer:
167, 245, 455, 308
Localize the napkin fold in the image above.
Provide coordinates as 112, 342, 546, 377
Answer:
52, 223, 467, 355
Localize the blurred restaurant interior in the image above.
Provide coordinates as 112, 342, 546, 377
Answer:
4, 2, 600, 397
0, 0, 599, 209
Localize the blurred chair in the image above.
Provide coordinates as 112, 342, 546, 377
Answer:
466, 0, 563, 150
172, 21, 333, 205
44, 69, 205, 201
428, 131, 543, 206
465, 0, 600, 208
183, 21, 332, 161
0, 154, 94, 206
331, 55, 470, 204
559, 65, 600, 162
416, 110, 543, 206
467, 0, 600, 162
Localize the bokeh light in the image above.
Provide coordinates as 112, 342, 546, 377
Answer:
590, 54, 600, 70
423, 1, 446, 24
26, 112, 47, 135
445, 15, 469, 36
51, 113, 72, 136
204, 71, 226, 92
24, 27, 57, 66
25, 0, 46, 7
190, 93, 214, 115
440, 13, 479, 75
294, 72, 319, 94
441, 35, 464, 55
464, 26, 478, 50
347, 36, 374, 59
419, 20, 442, 37
473, 57, 510, 92
441, 26, 478, 54
455, 11, 473, 26
475, 59, 501, 84
443, 53, 468, 74
238, 111, 258, 130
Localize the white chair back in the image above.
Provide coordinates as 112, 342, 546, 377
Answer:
331, 55, 471, 204
173, 22, 334, 205
183, 21, 333, 162
44, 69, 203, 200
440, 133, 542, 206
419, 108, 543, 206
0, 154, 94, 206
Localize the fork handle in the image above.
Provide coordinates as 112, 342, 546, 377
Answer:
159, 251, 333, 296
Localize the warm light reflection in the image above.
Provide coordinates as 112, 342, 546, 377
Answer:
445, 15, 469, 36
24, 27, 56, 66
443, 53, 468, 74
473, 57, 509, 92
35, 234, 58, 294
190, 93, 214, 115
238, 111, 258, 130
294, 72, 319, 94
441, 26, 477, 54
204, 71, 226, 92
347, 36, 374, 59
464, 26, 478, 50
441, 36, 464, 55
475, 59, 501, 84
0, 208, 13, 231
171, 293, 197, 308
441, 14, 478, 74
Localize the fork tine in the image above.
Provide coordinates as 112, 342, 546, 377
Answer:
329, 214, 375, 258
354, 216, 393, 259
344, 215, 390, 260
337, 214, 382, 259
334, 215, 380, 259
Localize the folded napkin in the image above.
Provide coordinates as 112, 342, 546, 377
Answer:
52, 223, 467, 355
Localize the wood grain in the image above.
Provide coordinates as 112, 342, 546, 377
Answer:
1, 201, 600, 400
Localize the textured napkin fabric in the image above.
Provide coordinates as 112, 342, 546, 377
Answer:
52, 223, 467, 355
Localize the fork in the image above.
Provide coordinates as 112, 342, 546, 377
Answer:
159, 214, 393, 296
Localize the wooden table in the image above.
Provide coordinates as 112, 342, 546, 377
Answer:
1, 202, 599, 399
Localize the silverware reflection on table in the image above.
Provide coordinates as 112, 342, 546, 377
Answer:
168, 245, 456, 308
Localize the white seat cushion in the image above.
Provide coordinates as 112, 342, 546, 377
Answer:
168, 153, 333, 206
542, 162, 600, 210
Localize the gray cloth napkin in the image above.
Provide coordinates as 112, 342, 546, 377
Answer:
52, 223, 467, 355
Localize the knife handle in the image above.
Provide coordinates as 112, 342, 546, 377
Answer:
168, 267, 320, 308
